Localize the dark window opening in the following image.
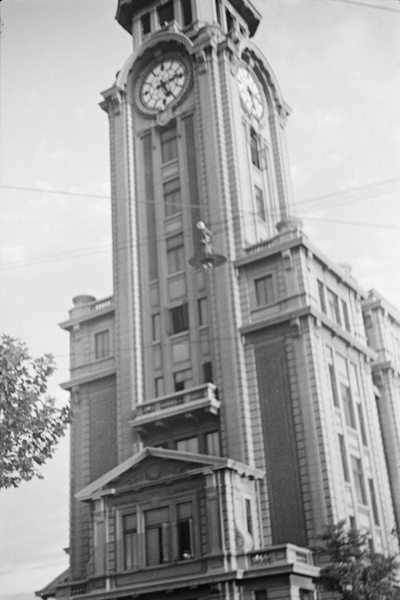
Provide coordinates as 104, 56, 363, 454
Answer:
181, 0, 193, 26
176, 436, 198, 452
328, 363, 339, 408
140, 12, 151, 35
245, 499, 253, 536
341, 299, 351, 332
317, 280, 327, 314
226, 9, 235, 32
202, 361, 213, 383
351, 456, 367, 505
164, 178, 181, 217
167, 234, 185, 274
255, 274, 273, 306
255, 185, 266, 221
338, 434, 350, 482
123, 514, 137, 571
357, 403, 368, 446
250, 129, 260, 168
145, 508, 170, 565
368, 479, 380, 525
95, 330, 110, 360
327, 289, 341, 325
173, 369, 192, 392
170, 303, 189, 334
158, 1, 174, 27
205, 431, 220, 456
160, 125, 178, 163
178, 520, 193, 559
341, 383, 356, 429
198, 297, 207, 326
215, 0, 222, 25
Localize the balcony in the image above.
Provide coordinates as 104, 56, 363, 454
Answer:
131, 383, 219, 434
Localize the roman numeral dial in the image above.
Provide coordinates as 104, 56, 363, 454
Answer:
140, 58, 189, 112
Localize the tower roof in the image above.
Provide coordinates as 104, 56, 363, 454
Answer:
116, 0, 261, 37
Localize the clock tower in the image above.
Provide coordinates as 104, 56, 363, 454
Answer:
47, 0, 399, 598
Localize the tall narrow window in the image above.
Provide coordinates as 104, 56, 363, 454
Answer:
170, 303, 189, 334
368, 479, 380, 525
250, 128, 261, 168
160, 125, 178, 163
357, 403, 368, 446
254, 185, 266, 221
155, 377, 164, 397
327, 289, 341, 325
181, 0, 193, 26
255, 274, 273, 307
177, 502, 193, 559
164, 178, 181, 217
328, 363, 340, 408
338, 434, 350, 482
167, 234, 185, 274
205, 431, 220, 456
341, 383, 356, 429
95, 330, 110, 360
152, 314, 160, 342
145, 508, 170, 565
245, 499, 253, 536
215, 0, 222, 25
123, 513, 137, 571
226, 9, 235, 31
140, 12, 151, 35
198, 297, 207, 326
351, 456, 367, 505
202, 361, 213, 383
318, 280, 327, 314
341, 299, 351, 332
158, 1, 174, 26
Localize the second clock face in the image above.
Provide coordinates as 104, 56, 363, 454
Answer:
237, 67, 263, 120
140, 58, 188, 112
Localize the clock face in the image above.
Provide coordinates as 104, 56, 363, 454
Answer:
139, 58, 189, 112
237, 67, 263, 119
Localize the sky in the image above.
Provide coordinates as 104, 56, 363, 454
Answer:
0, 0, 399, 598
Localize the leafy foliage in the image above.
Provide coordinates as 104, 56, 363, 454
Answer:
0, 335, 71, 489
319, 521, 400, 599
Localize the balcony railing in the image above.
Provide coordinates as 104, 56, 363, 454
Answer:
131, 383, 219, 430
248, 544, 314, 568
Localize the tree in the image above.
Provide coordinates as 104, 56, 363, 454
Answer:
318, 521, 400, 599
0, 335, 71, 489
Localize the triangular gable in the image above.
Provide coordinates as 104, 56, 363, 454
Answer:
76, 447, 225, 502
76, 447, 264, 502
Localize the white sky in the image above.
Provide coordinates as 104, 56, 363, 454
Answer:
0, 0, 399, 598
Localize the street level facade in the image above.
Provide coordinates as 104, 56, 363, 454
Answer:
38, 1, 400, 599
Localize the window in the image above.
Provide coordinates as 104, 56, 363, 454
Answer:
317, 280, 327, 314
95, 330, 110, 360
255, 185, 266, 221
181, 0, 193, 26
123, 513, 137, 571
205, 431, 220, 456
157, 1, 174, 27
327, 289, 341, 325
167, 234, 185, 274
160, 125, 178, 163
341, 383, 356, 429
164, 178, 181, 217
176, 436, 198, 453
226, 9, 235, 31
341, 299, 351, 332
328, 363, 340, 408
255, 274, 273, 307
202, 361, 213, 383
152, 314, 160, 342
250, 129, 260, 168
357, 403, 368, 446
198, 297, 207, 326
173, 369, 192, 391
245, 499, 253, 536
215, 0, 222, 25
368, 479, 380, 525
338, 434, 350, 482
145, 507, 170, 565
177, 502, 193, 559
155, 377, 164, 397
170, 303, 189, 334
140, 12, 151, 35
351, 456, 367, 505
255, 592, 267, 600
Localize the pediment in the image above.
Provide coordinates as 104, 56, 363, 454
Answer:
76, 447, 228, 502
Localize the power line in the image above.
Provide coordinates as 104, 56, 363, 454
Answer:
317, 0, 400, 13
302, 216, 400, 230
